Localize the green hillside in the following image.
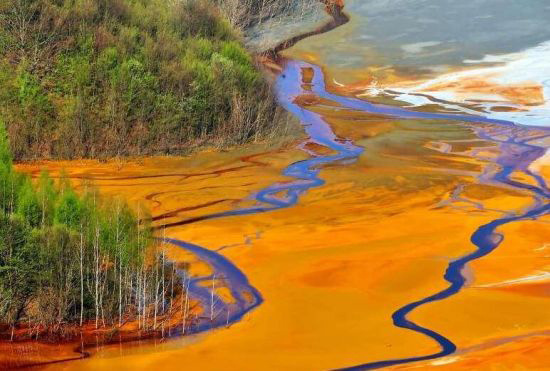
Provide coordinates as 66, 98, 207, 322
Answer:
0, 0, 285, 160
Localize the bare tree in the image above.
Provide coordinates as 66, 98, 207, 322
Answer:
210, 274, 216, 322
80, 225, 84, 327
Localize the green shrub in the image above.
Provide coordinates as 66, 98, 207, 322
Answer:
55, 187, 83, 229
220, 40, 252, 66
0, 213, 37, 326
16, 179, 42, 228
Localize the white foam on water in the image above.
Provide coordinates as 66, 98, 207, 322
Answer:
529, 148, 550, 172
430, 356, 460, 366
401, 41, 442, 54
475, 270, 550, 288
382, 40, 550, 127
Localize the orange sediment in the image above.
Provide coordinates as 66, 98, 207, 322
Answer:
8, 0, 550, 367
10, 100, 548, 370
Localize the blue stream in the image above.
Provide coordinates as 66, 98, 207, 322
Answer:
164, 59, 550, 369
162, 238, 263, 335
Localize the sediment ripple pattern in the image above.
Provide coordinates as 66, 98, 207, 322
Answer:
278, 61, 550, 370
164, 58, 549, 370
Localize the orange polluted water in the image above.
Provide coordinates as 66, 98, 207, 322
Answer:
18, 69, 550, 370
15, 6, 550, 371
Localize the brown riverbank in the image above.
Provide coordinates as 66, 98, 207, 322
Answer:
0, 290, 206, 369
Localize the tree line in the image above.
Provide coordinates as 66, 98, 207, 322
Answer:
0, 0, 289, 160
0, 120, 185, 340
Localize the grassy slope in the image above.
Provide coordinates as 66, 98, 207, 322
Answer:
0, 0, 287, 160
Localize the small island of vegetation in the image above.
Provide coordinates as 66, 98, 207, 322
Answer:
0, 120, 185, 342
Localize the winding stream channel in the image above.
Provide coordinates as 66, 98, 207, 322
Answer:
31, 1, 550, 370
161, 57, 550, 369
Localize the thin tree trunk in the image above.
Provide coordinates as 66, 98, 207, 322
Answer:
117, 205, 122, 326
137, 267, 141, 330
210, 274, 216, 322
154, 255, 159, 330
142, 269, 147, 329
80, 226, 84, 327
169, 263, 174, 336
161, 249, 165, 337
95, 227, 99, 329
